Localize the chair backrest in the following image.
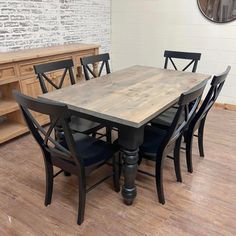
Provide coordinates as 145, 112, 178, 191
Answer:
13, 91, 82, 166
191, 66, 231, 129
164, 50, 201, 72
162, 81, 207, 151
80, 53, 111, 80
34, 59, 76, 94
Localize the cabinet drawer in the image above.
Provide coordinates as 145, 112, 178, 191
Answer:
0, 65, 17, 81
19, 56, 72, 77
19, 59, 50, 76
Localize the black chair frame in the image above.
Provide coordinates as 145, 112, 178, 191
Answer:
80, 53, 111, 81
164, 50, 201, 73
34, 59, 76, 94
80, 53, 115, 138
13, 91, 120, 225
34, 59, 107, 140
185, 66, 231, 172
139, 81, 207, 204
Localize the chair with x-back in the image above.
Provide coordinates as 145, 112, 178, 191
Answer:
13, 91, 120, 225
34, 59, 104, 136
80, 53, 111, 81
151, 66, 231, 173
80, 53, 114, 142
185, 66, 231, 172
139, 81, 206, 204
34, 59, 76, 93
150, 50, 202, 128
164, 50, 201, 73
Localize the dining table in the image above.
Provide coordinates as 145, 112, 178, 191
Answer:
39, 65, 211, 205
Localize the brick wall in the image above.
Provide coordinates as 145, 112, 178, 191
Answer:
0, 0, 111, 52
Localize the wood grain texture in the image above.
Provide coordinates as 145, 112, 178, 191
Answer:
0, 43, 99, 144
0, 108, 235, 235
40, 65, 211, 128
0, 43, 100, 64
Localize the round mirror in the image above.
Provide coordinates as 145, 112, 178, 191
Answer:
197, 0, 236, 23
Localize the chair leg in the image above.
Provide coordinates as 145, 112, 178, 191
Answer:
77, 173, 86, 225
174, 135, 182, 182
44, 161, 54, 206
118, 152, 122, 178
106, 126, 112, 143
112, 155, 120, 192
198, 117, 206, 157
155, 153, 165, 204
186, 130, 194, 173
183, 131, 188, 143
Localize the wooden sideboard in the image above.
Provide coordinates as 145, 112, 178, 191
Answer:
0, 43, 100, 144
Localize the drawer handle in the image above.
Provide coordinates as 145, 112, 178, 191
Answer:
26, 67, 33, 72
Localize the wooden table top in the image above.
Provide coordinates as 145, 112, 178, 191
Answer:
40, 65, 211, 128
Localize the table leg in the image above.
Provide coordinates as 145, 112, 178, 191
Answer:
121, 147, 139, 205
118, 126, 144, 205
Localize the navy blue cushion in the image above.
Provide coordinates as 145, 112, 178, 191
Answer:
140, 126, 168, 157
151, 102, 194, 129
69, 116, 103, 134
60, 133, 118, 167
151, 107, 177, 128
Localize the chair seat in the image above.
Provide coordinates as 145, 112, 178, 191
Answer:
69, 116, 103, 134
140, 126, 168, 158
60, 132, 118, 167
151, 107, 177, 128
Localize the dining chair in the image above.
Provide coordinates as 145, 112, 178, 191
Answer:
80, 53, 114, 141
164, 50, 201, 72
13, 91, 120, 225
151, 66, 231, 173
80, 53, 111, 81
138, 81, 207, 204
185, 66, 231, 172
34, 59, 104, 137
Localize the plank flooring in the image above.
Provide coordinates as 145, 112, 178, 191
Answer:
0, 108, 235, 236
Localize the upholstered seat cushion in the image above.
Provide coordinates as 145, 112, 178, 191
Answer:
140, 126, 168, 157
60, 132, 118, 167
151, 107, 177, 128
69, 116, 103, 134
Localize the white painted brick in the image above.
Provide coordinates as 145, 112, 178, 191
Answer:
0, 0, 111, 53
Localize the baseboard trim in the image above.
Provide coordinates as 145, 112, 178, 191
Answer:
214, 102, 236, 111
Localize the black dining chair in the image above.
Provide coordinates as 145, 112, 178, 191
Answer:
34, 59, 104, 137
80, 53, 114, 141
151, 66, 231, 173
138, 81, 207, 204
13, 91, 120, 225
80, 53, 111, 81
185, 66, 231, 172
164, 50, 201, 73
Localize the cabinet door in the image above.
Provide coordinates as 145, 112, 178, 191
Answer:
20, 77, 49, 124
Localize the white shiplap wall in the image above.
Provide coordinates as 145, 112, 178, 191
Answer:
111, 0, 236, 104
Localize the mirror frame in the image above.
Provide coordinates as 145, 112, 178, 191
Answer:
197, 0, 236, 23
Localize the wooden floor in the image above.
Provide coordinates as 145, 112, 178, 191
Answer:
0, 108, 235, 236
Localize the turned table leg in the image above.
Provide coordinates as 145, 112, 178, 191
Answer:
121, 147, 139, 205
118, 126, 144, 205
